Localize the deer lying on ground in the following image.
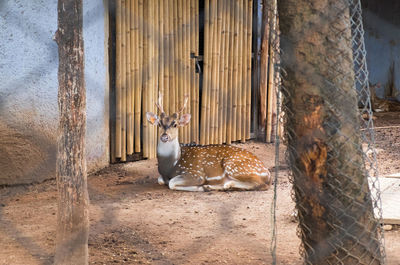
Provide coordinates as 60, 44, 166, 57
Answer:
146, 94, 271, 191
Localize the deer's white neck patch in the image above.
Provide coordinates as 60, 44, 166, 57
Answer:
157, 138, 180, 160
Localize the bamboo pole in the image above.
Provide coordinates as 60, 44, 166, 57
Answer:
222, 0, 229, 143
134, 0, 141, 153
126, 0, 133, 155
231, 0, 239, 141
194, 0, 200, 144
240, 0, 247, 142
121, 0, 127, 161
246, 0, 253, 139
159, 0, 164, 129
169, 0, 176, 117
207, 0, 215, 145
209, 0, 217, 144
200, 0, 211, 145
190, 0, 196, 142
142, 0, 149, 158
174, 0, 179, 116
137, 0, 144, 153
177, 0, 184, 142
260, 0, 270, 140
226, 0, 234, 144
151, 0, 158, 158
217, 0, 225, 144
129, 0, 136, 153
266, 3, 276, 143
115, 0, 122, 158
163, 0, 170, 115
237, 0, 244, 142
184, 0, 191, 143
148, 0, 153, 158
180, 0, 185, 143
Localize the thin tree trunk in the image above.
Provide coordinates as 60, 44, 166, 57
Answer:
259, 0, 270, 138
54, 0, 89, 264
278, 0, 382, 264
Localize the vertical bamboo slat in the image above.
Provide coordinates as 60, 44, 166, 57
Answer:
217, 0, 224, 144
200, 0, 210, 145
184, 0, 191, 143
209, 0, 217, 144
206, 0, 214, 145
222, 0, 229, 143
121, 0, 127, 161
156, 1, 165, 119
189, 0, 196, 142
126, 0, 133, 155
240, 0, 247, 142
177, 0, 184, 142
115, 0, 122, 158
259, 0, 270, 140
163, 0, 170, 115
266, 4, 276, 143
246, 0, 253, 139
152, 0, 159, 158
148, 0, 154, 158
174, 0, 179, 115
194, 0, 200, 144
130, 0, 136, 153
237, 0, 243, 142
231, 0, 239, 141
226, 0, 234, 144
134, 0, 141, 153
136, 0, 144, 153
142, 0, 149, 158
170, 0, 176, 117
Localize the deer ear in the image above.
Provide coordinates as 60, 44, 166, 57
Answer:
179, 114, 191, 126
146, 112, 159, 125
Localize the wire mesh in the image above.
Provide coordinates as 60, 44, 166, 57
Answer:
272, 0, 386, 264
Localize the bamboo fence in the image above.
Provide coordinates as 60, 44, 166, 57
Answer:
113, 0, 267, 160
114, 0, 201, 160
199, 0, 255, 145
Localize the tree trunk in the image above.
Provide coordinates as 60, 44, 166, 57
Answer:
278, 0, 382, 264
54, 0, 89, 264
259, 0, 271, 136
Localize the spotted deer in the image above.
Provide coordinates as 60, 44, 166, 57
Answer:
146, 94, 271, 191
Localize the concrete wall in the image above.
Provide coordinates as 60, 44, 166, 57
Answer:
363, 3, 400, 100
0, 0, 109, 185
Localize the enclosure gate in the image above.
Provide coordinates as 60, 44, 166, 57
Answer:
112, 0, 254, 162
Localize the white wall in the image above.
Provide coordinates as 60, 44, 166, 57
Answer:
0, 0, 109, 185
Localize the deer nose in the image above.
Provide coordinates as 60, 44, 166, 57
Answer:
160, 133, 170, 143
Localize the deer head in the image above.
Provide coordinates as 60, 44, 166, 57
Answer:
146, 93, 191, 143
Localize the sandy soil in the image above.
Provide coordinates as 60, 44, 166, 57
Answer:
0, 112, 399, 265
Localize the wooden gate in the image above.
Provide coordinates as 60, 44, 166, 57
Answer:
112, 0, 253, 162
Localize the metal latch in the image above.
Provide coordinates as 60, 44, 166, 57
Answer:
190, 52, 203, 74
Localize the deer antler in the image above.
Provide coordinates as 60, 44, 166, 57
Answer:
155, 92, 164, 114
177, 95, 189, 115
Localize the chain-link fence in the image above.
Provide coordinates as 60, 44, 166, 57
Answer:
271, 0, 386, 264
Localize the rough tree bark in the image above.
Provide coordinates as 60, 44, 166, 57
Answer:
54, 0, 89, 264
278, 0, 382, 264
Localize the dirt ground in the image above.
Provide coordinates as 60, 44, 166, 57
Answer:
0, 112, 399, 265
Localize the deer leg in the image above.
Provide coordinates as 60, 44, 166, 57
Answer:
168, 175, 205, 192
158, 176, 165, 185
158, 175, 171, 186
222, 179, 261, 190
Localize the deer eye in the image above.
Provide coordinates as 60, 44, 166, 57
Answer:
173, 123, 178, 128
